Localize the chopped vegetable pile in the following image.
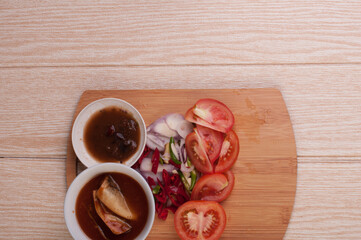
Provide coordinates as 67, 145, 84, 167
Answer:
132, 98, 240, 234
132, 113, 197, 220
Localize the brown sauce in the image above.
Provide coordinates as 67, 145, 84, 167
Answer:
76, 172, 149, 240
84, 107, 140, 163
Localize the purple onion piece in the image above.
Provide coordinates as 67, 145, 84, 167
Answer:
146, 137, 164, 152
180, 162, 194, 173
141, 171, 162, 184
183, 147, 187, 163
165, 113, 185, 131
147, 133, 168, 152
176, 120, 194, 139
140, 157, 153, 172
175, 142, 183, 163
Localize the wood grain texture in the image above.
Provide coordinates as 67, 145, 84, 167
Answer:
0, 158, 70, 239
65, 88, 297, 239
1, 65, 360, 157
0, 1, 360, 239
1, 157, 360, 239
1, 1, 361, 66
285, 160, 361, 239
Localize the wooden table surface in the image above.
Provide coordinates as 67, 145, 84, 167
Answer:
0, 1, 360, 239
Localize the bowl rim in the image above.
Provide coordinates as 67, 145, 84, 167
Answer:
71, 97, 147, 168
64, 162, 155, 240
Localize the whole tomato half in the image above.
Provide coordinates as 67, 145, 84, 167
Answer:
174, 200, 226, 240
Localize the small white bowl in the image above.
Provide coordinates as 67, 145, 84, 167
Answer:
64, 163, 155, 240
72, 98, 146, 168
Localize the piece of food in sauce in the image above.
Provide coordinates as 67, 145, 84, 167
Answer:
96, 175, 135, 220
93, 191, 132, 235
84, 106, 140, 163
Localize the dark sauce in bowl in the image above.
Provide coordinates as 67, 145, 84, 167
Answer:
84, 107, 140, 163
76, 172, 149, 240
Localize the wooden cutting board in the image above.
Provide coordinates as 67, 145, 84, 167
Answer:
66, 89, 297, 240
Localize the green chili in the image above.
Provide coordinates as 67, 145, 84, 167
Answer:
169, 137, 182, 165
186, 157, 192, 167
152, 185, 161, 194
189, 170, 197, 191
159, 156, 164, 165
177, 170, 191, 194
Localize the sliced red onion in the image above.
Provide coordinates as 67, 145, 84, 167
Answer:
147, 114, 193, 139
161, 164, 177, 173
141, 171, 162, 184
148, 117, 178, 138
161, 152, 170, 163
165, 114, 193, 139
182, 147, 187, 163
146, 137, 164, 151
146, 117, 165, 132
179, 138, 185, 147
140, 157, 153, 172
175, 140, 187, 164
149, 133, 170, 144
165, 113, 185, 130
175, 143, 183, 163
147, 133, 168, 151
170, 143, 179, 161
175, 120, 194, 138
140, 157, 177, 175
180, 162, 194, 173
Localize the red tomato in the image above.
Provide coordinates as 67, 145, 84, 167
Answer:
185, 99, 234, 133
214, 130, 239, 173
174, 201, 226, 240
186, 131, 213, 174
191, 171, 235, 202
195, 125, 224, 164
187, 129, 239, 174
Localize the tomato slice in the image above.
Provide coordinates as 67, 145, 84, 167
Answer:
214, 130, 239, 173
191, 171, 235, 202
186, 129, 239, 174
195, 125, 224, 164
185, 132, 213, 174
185, 99, 234, 133
174, 201, 226, 240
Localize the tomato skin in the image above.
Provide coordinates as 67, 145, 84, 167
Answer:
191, 171, 235, 202
186, 129, 239, 174
185, 108, 213, 131
174, 201, 226, 240
214, 130, 239, 173
195, 125, 224, 164
185, 99, 234, 133
186, 132, 213, 174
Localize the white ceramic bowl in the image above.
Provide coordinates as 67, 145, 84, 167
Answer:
64, 163, 155, 240
72, 98, 146, 168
